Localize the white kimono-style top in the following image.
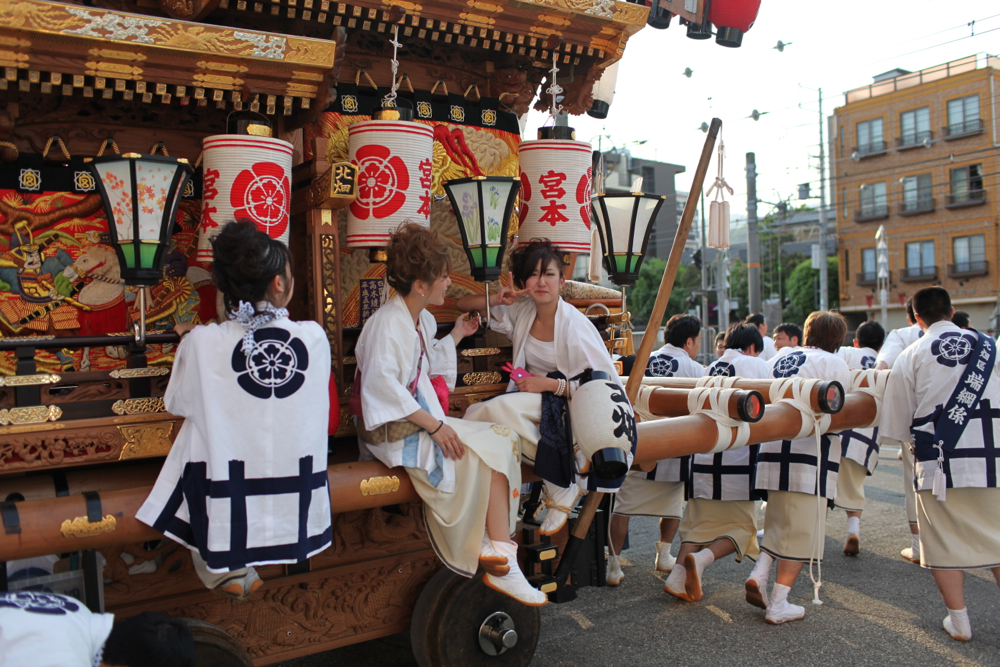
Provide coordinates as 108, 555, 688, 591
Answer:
0, 592, 114, 667
838, 345, 878, 370
759, 335, 777, 362
645, 343, 704, 483
881, 320, 1000, 491
137, 315, 332, 574
755, 347, 850, 499
355, 296, 459, 492
837, 345, 881, 473
706, 348, 770, 379
490, 296, 621, 391
876, 323, 922, 369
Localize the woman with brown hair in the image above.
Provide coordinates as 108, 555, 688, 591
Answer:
354, 223, 545, 606
457, 239, 628, 536
746, 310, 850, 624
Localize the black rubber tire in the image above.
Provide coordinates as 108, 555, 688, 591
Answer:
181, 618, 254, 667
411, 567, 541, 667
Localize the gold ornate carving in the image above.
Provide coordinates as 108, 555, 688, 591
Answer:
463, 371, 502, 385
0, 373, 61, 386
109, 367, 171, 379
342, 356, 358, 366
61, 514, 117, 538
0, 404, 62, 426
460, 347, 501, 357
118, 422, 175, 460
0, 429, 118, 470
112, 397, 166, 415
360, 476, 401, 496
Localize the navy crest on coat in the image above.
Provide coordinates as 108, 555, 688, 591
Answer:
932, 331, 977, 368
232, 327, 309, 399
772, 351, 806, 378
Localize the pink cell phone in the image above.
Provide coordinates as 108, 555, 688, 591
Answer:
502, 362, 532, 380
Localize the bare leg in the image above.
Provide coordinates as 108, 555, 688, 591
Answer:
847, 510, 862, 521
610, 514, 630, 554
660, 517, 680, 543
486, 470, 511, 541
931, 569, 966, 611
675, 543, 699, 562
910, 523, 920, 536
708, 539, 737, 560
774, 559, 804, 588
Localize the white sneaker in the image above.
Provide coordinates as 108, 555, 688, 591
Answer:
539, 482, 581, 536
765, 599, 805, 624
654, 542, 676, 572
900, 547, 920, 563
479, 534, 510, 577
943, 613, 972, 641
606, 554, 624, 586
663, 564, 692, 601
483, 541, 548, 607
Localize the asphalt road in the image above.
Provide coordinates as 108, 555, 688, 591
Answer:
279, 450, 1000, 666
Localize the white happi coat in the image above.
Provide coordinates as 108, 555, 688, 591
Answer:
837, 345, 880, 473
0, 592, 114, 667
491, 296, 621, 393
755, 348, 850, 499
774, 344, 801, 358
876, 323, 922, 369
137, 316, 332, 574
355, 296, 459, 492
759, 335, 777, 362
690, 349, 770, 501
645, 343, 704, 483
881, 320, 1000, 491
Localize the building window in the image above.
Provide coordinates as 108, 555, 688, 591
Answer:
839, 127, 844, 157
841, 187, 847, 219
900, 173, 934, 213
946, 95, 980, 136
859, 247, 877, 284
857, 181, 887, 220
898, 107, 930, 146
856, 118, 885, 155
951, 234, 987, 276
904, 240, 936, 280
843, 249, 850, 282
948, 164, 984, 207
641, 166, 655, 194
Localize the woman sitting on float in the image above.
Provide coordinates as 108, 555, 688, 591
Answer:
354, 223, 545, 606
457, 239, 635, 536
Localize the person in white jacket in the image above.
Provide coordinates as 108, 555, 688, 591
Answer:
746, 313, 777, 361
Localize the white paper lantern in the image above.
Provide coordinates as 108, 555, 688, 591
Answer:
517, 139, 593, 253
570, 371, 634, 479
588, 61, 620, 120
346, 120, 435, 247
197, 135, 294, 262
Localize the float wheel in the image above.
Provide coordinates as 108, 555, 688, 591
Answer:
181, 618, 254, 667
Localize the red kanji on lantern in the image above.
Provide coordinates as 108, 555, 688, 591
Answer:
417, 158, 433, 218
201, 168, 221, 231
538, 170, 569, 226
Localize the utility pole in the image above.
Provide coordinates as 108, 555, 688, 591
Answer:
817, 88, 830, 311
746, 152, 761, 314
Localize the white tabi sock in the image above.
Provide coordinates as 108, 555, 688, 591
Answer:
846, 516, 860, 537
944, 607, 972, 640
692, 549, 715, 569
911, 534, 921, 557
771, 583, 791, 607
751, 551, 774, 579
664, 564, 687, 594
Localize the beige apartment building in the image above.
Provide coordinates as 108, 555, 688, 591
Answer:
833, 54, 1000, 332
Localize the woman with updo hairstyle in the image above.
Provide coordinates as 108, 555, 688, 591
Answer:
353, 223, 544, 606
457, 239, 624, 537
137, 220, 333, 601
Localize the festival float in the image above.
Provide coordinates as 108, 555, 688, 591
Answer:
0, 0, 867, 665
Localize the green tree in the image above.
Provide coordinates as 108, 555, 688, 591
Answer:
628, 258, 699, 329
784, 256, 839, 325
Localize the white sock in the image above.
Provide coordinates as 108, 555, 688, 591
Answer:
751, 551, 774, 579
666, 564, 686, 589
846, 516, 860, 537
947, 607, 971, 637
911, 534, 921, 556
693, 549, 715, 568
771, 583, 791, 606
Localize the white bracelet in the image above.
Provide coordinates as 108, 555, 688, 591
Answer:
557, 378, 566, 397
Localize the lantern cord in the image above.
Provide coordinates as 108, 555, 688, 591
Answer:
705, 140, 733, 202
382, 24, 402, 108
545, 50, 564, 123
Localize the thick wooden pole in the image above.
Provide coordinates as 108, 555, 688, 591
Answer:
625, 117, 722, 405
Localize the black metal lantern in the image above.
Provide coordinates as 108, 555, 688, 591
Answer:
444, 175, 520, 325
89, 153, 192, 286
591, 191, 665, 287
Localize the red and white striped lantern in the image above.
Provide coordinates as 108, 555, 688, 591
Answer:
517, 139, 593, 253
346, 120, 435, 247
197, 135, 294, 262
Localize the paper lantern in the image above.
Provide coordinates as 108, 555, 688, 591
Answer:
588, 61, 620, 120
518, 137, 593, 253
570, 371, 634, 479
708, 0, 761, 47
346, 120, 434, 248
591, 191, 665, 286
444, 176, 520, 282
197, 135, 294, 262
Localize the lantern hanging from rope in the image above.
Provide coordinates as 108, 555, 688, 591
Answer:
346, 22, 434, 248
706, 140, 732, 249
708, 0, 761, 47
588, 61, 620, 120
197, 115, 293, 262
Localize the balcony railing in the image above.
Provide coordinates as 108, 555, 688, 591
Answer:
898, 196, 935, 215
945, 189, 986, 208
947, 261, 989, 278
899, 266, 938, 282
855, 205, 889, 222
853, 141, 888, 157
896, 130, 933, 149
856, 272, 878, 286
943, 118, 984, 139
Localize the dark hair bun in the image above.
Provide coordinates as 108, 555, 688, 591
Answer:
211, 220, 290, 314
